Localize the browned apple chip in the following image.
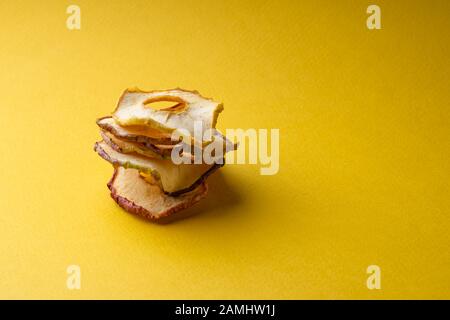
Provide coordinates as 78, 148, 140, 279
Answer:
95, 88, 237, 223
97, 117, 174, 145
100, 130, 166, 159
94, 141, 222, 195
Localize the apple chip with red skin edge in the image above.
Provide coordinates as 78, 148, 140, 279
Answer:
94, 140, 223, 196
113, 88, 223, 137
108, 167, 208, 223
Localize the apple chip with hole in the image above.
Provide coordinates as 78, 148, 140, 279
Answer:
113, 88, 223, 137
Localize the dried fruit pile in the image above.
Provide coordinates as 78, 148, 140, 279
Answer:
94, 88, 235, 222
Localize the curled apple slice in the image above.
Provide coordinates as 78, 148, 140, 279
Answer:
112, 88, 223, 136
108, 167, 208, 223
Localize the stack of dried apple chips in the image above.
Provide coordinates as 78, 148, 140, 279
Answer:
94, 88, 235, 222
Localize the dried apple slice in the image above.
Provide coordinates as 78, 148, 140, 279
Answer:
94, 141, 222, 195
112, 88, 223, 136
156, 130, 238, 152
97, 117, 174, 145
100, 130, 165, 159
100, 129, 195, 160
108, 167, 208, 222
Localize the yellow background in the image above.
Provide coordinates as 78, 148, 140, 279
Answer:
0, 0, 448, 299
